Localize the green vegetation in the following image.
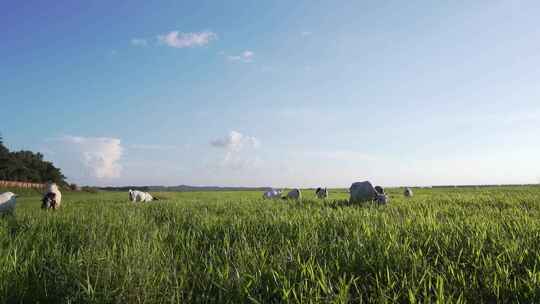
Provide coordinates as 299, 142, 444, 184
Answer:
1, 187, 540, 303
0, 134, 66, 185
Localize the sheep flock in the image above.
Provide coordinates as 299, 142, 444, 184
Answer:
1, 180, 417, 214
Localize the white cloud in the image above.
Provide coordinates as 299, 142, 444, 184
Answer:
131, 38, 148, 46
211, 130, 259, 151
227, 50, 254, 63
157, 31, 217, 48
301, 31, 312, 36
210, 131, 260, 170
54, 136, 123, 180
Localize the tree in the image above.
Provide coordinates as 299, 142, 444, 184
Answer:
0, 134, 8, 156
0, 133, 67, 185
0, 134, 10, 180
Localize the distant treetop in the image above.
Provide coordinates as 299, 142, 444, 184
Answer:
0, 133, 67, 185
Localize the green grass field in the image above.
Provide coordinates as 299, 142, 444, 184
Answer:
1, 187, 540, 303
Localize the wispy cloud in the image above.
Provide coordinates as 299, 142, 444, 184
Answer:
128, 144, 184, 151
157, 31, 217, 48
301, 31, 312, 37
227, 50, 254, 63
292, 149, 376, 162
131, 38, 148, 47
317, 150, 376, 161
440, 108, 540, 128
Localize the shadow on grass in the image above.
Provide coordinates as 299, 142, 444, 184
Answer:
1, 213, 28, 238
323, 199, 385, 210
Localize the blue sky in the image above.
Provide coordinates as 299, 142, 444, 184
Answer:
1, 0, 539, 187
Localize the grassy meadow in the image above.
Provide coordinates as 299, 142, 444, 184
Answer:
1, 186, 540, 303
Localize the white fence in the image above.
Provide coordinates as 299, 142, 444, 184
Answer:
0, 180, 46, 190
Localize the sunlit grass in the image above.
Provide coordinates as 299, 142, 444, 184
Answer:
1, 187, 540, 303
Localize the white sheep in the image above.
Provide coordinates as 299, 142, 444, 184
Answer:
0, 192, 17, 214
315, 187, 328, 199
128, 189, 154, 202
286, 188, 301, 200
42, 182, 62, 209
262, 189, 282, 199
404, 187, 413, 197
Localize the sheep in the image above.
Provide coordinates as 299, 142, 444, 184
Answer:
128, 189, 155, 202
263, 189, 282, 199
315, 187, 328, 199
349, 181, 389, 204
404, 187, 413, 197
376, 193, 389, 204
349, 181, 377, 203
0, 192, 17, 215
42, 192, 58, 209
374, 185, 389, 204
42, 182, 62, 210
286, 188, 301, 200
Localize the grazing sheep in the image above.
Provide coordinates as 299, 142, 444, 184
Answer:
349, 181, 389, 204
0, 192, 17, 214
404, 187, 413, 197
42, 192, 58, 209
286, 188, 302, 200
315, 187, 328, 199
374, 185, 389, 204
42, 182, 62, 210
349, 181, 378, 203
128, 189, 155, 202
263, 189, 282, 199
376, 193, 389, 204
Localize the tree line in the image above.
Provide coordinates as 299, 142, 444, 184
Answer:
0, 134, 67, 185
